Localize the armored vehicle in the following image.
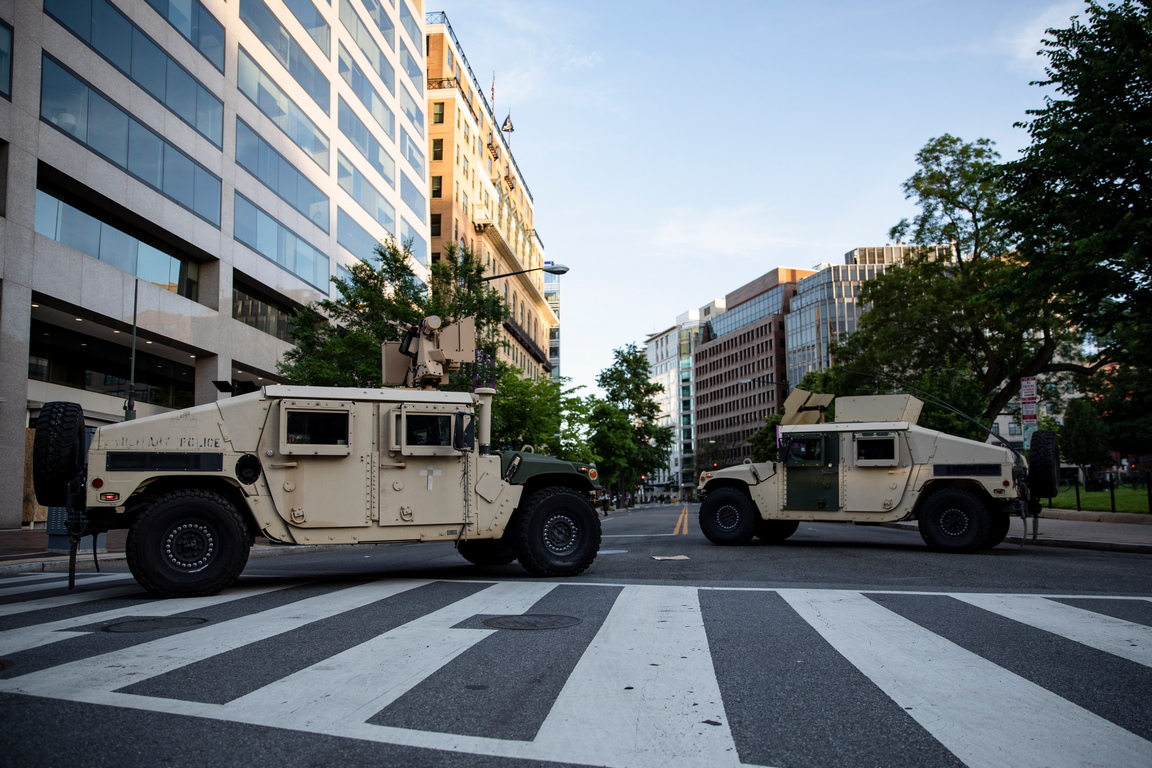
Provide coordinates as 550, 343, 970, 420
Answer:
32, 316, 601, 597
697, 389, 1059, 552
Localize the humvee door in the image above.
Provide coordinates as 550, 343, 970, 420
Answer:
782, 432, 841, 511
380, 403, 474, 526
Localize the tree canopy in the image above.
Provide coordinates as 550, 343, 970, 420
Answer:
999, 0, 1152, 369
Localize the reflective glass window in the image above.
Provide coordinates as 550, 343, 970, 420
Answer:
337, 43, 395, 139
399, 40, 421, 94
400, 128, 424, 177
87, 93, 129, 167
338, 97, 395, 188
400, 172, 425, 223
0, 21, 10, 99
401, 217, 426, 266
234, 192, 330, 290
143, 0, 224, 71
398, 84, 423, 137
337, 151, 395, 235
281, 0, 330, 56
356, 0, 395, 50
337, 207, 379, 261
340, 0, 395, 92
127, 120, 163, 188
399, 0, 419, 48
235, 118, 329, 231
237, 48, 329, 170
240, 0, 329, 113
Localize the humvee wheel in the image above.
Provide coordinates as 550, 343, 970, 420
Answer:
984, 508, 1012, 549
458, 538, 517, 566
699, 487, 757, 545
918, 489, 992, 553
514, 487, 601, 576
127, 489, 251, 598
755, 519, 799, 543
33, 401, 86, 507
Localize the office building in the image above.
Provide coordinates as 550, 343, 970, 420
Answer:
784, 245, 947, 388
645, 300, 724, 499
425, 12, 556, 379
694, 268, 813, 466
0, 0, 429, 528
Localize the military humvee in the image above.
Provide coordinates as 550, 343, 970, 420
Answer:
697, 389, 1059, 552
32, 316, 601, 597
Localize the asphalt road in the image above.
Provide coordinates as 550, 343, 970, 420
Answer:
1, 503, 1150, 768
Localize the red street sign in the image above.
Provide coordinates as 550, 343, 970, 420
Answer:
1020, 376, 1038, 403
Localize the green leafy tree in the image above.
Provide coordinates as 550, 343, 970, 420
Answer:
999, 0, 1152, 369
589, 344, 673, 492
278, 240, 508, 388
1087, 365, 1152, 459
833, 134, 1101, 428
748, 414, 783, 463
488, 368, 593, 461
1061, 397, 1111, 481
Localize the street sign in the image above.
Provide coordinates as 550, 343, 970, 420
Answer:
1020, 376, 1038, 403
1023, 424, 1038, 449
1021, 401, 1038, 425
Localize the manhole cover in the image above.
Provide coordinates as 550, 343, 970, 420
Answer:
483, 614, 581, 630
102, 617, 209, 633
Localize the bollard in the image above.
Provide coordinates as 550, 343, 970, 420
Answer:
1074, 473, 1081, 512
1109, 473, 1116, 514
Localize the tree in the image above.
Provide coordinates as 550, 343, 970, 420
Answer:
999, 0, 1152, 369
748, 414, 783, 463
488, 368, 594, 461
1087, 365, 1152, 459
832, 134, 1102, 428
278, 240, 508, 388
1061, 397, 1110, 482
589, 344, 673, 492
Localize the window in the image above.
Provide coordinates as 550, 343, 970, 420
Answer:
0, 20, 13, 100
432, 101, 444, 123
338, 96, 396, 187
337, 151, 395, 235
337, 207, 380, 261
233, 193, 330, 290
399, 0, 420, 46
431, 176, 441, 198
401, 217, 426, 265
281, 0, 330, 56
432, 138, 443, 161
398, 84, 424, 137
340, 0, 394, 92
338, 43, 395, 140
356, 0, 395, 49
1008, 423, 1022, 436
36, 186, 200, 300
40, 56, 221, 225
280, 401, 352, 455
854, 434, 898, 467
233, 279, 296, 341
235, 118, 329, 231
406, 413, 450, 446
399, 39, 422, 94
240, 0, 329, 113
430, 213, 440, 237
400, 171, 425, 222
143, 0, 224, 71
400, 128, 425, 177
784, 435, 824, 466
237, 48, 329, 170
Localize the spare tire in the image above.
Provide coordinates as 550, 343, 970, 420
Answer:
33, 401, 87, 507
1028, 429, 1060, 498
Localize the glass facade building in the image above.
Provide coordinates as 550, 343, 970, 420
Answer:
0, 0, 430, 530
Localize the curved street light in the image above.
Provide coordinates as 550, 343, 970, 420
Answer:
481, 262, 569, 281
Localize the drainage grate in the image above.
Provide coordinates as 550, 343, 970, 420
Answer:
101, 617, 209, 634
482, 614, 581, 630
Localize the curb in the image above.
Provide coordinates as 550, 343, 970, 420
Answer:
881, 521, 1152, 556
0, 542, 364, 575
1040, 509, 1152, 525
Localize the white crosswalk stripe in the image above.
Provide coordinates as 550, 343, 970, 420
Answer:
0, 573, 132, 598
1, 579, 1150, 768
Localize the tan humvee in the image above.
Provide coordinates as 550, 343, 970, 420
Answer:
33, 317, 601, 597
697, 389, 1057, 552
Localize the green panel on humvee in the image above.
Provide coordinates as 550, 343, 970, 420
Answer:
783, 432, 841, 511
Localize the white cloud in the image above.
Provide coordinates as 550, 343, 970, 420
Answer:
1002, 1, 1083, 75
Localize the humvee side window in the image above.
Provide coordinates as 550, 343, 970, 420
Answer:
855, 433, 899, 467
406, 414, 452, 447
279, 400, 353, 456
785, 436, 824, 466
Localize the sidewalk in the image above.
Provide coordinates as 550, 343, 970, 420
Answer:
1, 508, 1149, 575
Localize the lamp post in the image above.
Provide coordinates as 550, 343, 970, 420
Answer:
480, 262, 569, 281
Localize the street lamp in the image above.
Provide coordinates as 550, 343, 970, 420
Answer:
481, 262, 569, 281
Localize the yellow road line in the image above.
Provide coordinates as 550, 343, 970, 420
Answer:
673, 505, 690, 535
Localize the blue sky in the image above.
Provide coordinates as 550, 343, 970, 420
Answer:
433, 0, 1084, 393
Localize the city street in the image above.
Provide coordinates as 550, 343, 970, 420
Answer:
2, 503, 1151, 768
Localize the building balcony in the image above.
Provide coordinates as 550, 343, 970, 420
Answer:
504, 315, 552, 370
427, 76, 480, 124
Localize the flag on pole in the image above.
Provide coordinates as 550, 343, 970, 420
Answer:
501, 114, 514, 133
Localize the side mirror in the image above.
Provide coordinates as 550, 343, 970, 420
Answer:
453, 412, 475, 452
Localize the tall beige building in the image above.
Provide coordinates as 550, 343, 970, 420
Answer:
0, 0, 429, 529
425, 12, 555, 379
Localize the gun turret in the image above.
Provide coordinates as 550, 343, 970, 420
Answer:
381, 315, 476, 390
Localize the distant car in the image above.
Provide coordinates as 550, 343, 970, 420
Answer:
697, 390, 1057, 552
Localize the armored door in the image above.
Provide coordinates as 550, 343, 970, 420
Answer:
783, 432, 841, 511
378, 403, 473, 527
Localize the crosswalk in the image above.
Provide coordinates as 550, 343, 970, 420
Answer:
1, 572, 1150, 768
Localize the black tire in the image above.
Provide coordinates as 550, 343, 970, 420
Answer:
514, 487, 601, 576
126, 489, 251, 598
755, 518, 799, 543
984, 508, 1012, 549
698, 487, 758, 545
1028, 429, 1060, 498
458, 538, 517, 566
33, 401, 86, 507
917, 488, 992, 553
